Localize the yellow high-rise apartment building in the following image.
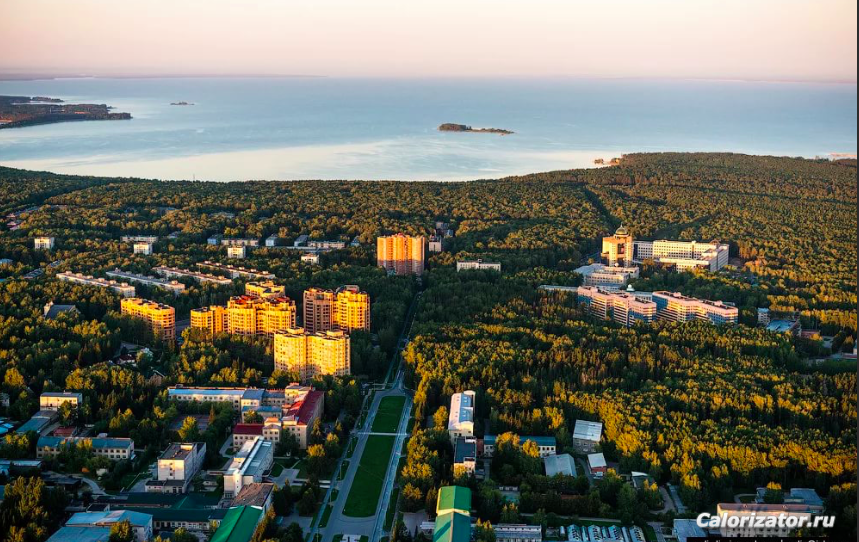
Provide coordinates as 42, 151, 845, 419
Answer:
377, 233, 425, 275
190, 296, 297, 338
303, 285, 370, 334
601, 225, 634, 267
120, 297, 176, 342
274, 328, 351, 381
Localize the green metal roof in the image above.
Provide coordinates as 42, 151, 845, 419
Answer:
433, 511, 471, 542
210, 506, 262, 542
436, 485, 472, 515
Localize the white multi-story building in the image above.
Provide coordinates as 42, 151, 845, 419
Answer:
106, 270, 186, 294
301, 253, 320, 265
146, 442, 207, 493
34, 236, 55, 250
227, 245, 247, 259
121, 235, 158, 244
573, 419, 603, 453
221, 238, 259, 247
197, 261, 275, 280
577, 286, 656, 327
456, 259, 501, 272
133, 242, 154, 255
634, 240, 729, 271
574, 263, 640, 288
39, 392, 83, 411
223, 437, 274, 498
154, 266, 233, 285
57, 272, 137, 297
448, 391, 476, 442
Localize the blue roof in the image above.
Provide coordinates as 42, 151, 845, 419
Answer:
241, 405, 281, 414
46, 526, 111, 542
484, 434, 556, 447
767, 320, 798, 333
16, 416, 52, 434
454, 438, 476, 464
169, 388, 246, 397
68, 510, 152, 527
37, 436, 134, 450
242, 389, 264, 401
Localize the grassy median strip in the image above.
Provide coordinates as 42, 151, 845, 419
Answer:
342, 435, 396, 517
372, 396, 406, 433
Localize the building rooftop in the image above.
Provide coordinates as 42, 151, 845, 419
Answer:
673, 519, 706, 542
484, 434, 557, 448
718, 502, 820, 513
37, 436, 134, 450
210, 506, 264, 542
573, 419, 603, 442
231, 482, 274, 508
67, 510, 153, 527
233, 424, 263, 436
46, 526, 111, 542
448, 391, 475, 430
587, 453, 607, 469
160, 442, 203, 461
432, 511, 472, 542
41, 391, 83, 400
543, 453, 575, 477
283, 390, 323, 425
453, 438, 476, 464
437, 485, 472, 515
767, 320, 800, 333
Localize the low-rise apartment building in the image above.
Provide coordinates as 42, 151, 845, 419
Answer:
153, 266, 233, 285
34, 236, 55, 250
57, 272, 136, 297
121, 235, 158, 244
227, 246, 247, 259
197, 261, 275, 280
36, 436, 135, 460
133, 242, 153, 255
456, 259, 501, 272
573, 419, 603, 453
574, 263, 640, 288
106, 270, 186, 294
483, 435, 556, 458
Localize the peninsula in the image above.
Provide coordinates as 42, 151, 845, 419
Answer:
438, 122, 513, 135
0, 95, 131, 129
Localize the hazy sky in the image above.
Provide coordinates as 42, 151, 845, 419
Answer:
1, 0, 855, 82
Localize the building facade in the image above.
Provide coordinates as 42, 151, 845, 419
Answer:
577, 286, 657, 327
106, 270, 185, 294
223, 437, 274, 498
482, 435, 556, 458
634, 239, 729, 271
39, 392, 83, 411
377, 233, 426, 275
574, 263, 640, 288
34, 236, 55, 250
191, 296, 297, 338
153, 266, 233, 285
303, 286, 371, 334
121, 298, 176, 342
36, 436, 134, 460
133, 242, 153, 255
227, 246, 247, 259
573, 420, 603, 453
456, 260, 501, 272
245, 281, 285, 298
146, 442, 207, 494
57, 272, 136, 298
273, 328, 351, 381
652, 291, 738, 324
601, 226, 634, 267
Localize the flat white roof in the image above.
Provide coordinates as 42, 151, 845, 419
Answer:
587, 452, 607, 469
448, 391, 475, 431
543, 453, 575, 477
573, 419, 602, 442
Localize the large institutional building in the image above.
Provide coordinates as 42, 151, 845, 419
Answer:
273, 328, 351, 381
447, 390, 476, 443
652, 291, 738, 324
634, 239, 729, 271
601, 226, 729, 272
578, 286, 737, 327
303, 285, 370, 334
574, 263, 639, 289
166, 385, 323, 449
577, 286, 657, 327
120, 298, 176, 342
190, 295, 297, 337
601, 226, 634, 267
377, 233, 426, 275
146, 442, 207, 494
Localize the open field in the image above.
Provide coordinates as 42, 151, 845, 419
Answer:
371, 396, 405, 433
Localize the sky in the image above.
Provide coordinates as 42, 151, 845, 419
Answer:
0, 0, 856, 82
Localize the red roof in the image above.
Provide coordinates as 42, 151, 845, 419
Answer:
233, 423, 263, 435
52, 426, 77, 437
286, 390, 323, 425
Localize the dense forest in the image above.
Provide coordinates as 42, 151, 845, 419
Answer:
0, 153, 855, 539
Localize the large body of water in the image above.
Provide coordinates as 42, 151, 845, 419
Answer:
0, 77, 855, 181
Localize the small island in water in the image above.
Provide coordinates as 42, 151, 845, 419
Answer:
438, 123, 513, 135
0, 95, 131, 129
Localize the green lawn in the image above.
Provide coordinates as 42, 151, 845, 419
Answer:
372, 396, 405, 433
342, 435, 396, 517
384, 489, 399, 530
270, 462, 284, 477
